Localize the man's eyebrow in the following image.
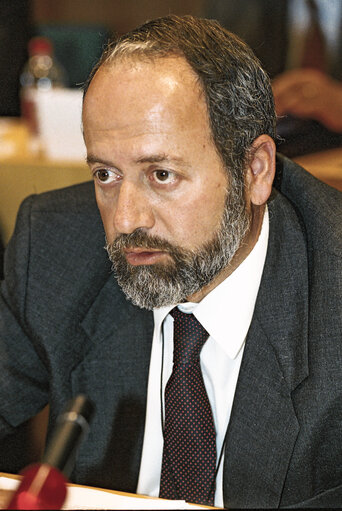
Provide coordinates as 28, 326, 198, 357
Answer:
86, 153, 189, 167
86, 155, 113, 166
135, 153, 189, 166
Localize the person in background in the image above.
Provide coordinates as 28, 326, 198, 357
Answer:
0, 15, 342, 509
206, 0, 342, 156
0, 0, 31, 117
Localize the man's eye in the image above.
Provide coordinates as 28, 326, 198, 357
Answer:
153, 170, 174, 183
94, 169, 117, 183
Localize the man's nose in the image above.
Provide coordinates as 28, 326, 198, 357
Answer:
113, 181, 155, 234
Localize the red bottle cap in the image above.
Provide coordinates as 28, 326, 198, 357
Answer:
28, 37, 53, 56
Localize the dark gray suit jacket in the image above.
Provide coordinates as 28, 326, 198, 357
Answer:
0, 156, 342, 508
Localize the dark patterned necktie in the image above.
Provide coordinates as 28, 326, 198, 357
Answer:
301, 0, 327, 71
159, 307, 216, 505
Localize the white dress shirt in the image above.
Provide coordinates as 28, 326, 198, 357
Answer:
136, 208, 269, 507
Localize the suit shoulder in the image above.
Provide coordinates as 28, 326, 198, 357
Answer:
27, 181, 97, 215
275, 155, 342, 253
10, 180, 104, 266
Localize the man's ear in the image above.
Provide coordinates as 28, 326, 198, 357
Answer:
246, 135, 276, 206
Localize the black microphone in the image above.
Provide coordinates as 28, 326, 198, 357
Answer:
42, 394, 94, 477
7, 394, 95, 510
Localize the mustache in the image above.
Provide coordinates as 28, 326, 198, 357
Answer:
107, 229, 182, 255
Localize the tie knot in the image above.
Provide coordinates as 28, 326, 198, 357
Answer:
170, 307, 209, 366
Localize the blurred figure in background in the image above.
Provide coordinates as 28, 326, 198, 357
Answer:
0, 0, 31, 116
206, 0, 342, 156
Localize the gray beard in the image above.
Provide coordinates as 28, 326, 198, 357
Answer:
106, 184, 250, 310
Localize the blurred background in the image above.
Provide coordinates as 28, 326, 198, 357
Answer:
0, 0, 205, 118
1, 0, 342, 159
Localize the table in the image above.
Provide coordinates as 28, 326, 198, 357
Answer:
0, 472, 214, 510
0, 157, 89, 245
293, 146, 342, 191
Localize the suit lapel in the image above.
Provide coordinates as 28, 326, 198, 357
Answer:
223, 191, 309, 508
73, 275, 154, 491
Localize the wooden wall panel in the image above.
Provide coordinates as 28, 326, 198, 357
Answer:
32, 0, 205, 32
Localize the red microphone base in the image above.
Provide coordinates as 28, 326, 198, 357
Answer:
7, 463, 68, 510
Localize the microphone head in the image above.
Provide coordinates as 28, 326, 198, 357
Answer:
7, 396, 95, 510
60, 394, 95, 428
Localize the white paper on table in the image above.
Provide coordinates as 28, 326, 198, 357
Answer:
35, 88, 86, 161
0, 475, 204, 510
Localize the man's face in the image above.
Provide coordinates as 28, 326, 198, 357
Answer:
83, 56, 250, 308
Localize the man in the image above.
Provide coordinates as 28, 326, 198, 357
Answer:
0, 15, 342, 508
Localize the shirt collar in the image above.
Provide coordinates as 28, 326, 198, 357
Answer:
154, 207, 269, 359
